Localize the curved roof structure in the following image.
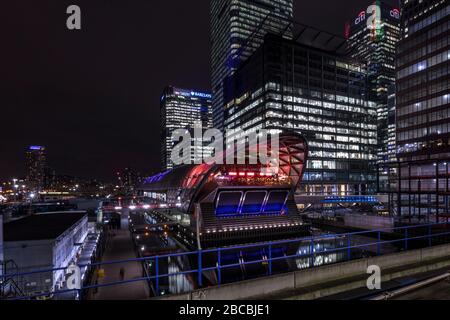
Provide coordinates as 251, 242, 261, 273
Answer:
140, 133, 308, 214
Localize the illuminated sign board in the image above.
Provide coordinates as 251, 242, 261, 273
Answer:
354, 11, 366, 25
190, 91, 212, 99
174, 89, 212, 99
29, 146, 44, 151
353, 5, 400, 26
390, 8, 400, 19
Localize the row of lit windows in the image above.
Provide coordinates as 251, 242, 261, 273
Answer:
398, 122, 450, 143
398, 94, 449, 117
398, 49, 450, 79
226, 91, 376, 124
408, 5, 449, 35
398, 31, 450, 68
398, 108, 450, 130
303, 172, 376, 182
398, 63, 449, 93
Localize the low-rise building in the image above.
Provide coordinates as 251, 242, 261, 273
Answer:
2, 212, 88, 297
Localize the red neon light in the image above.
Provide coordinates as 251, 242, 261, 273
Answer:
247, 172, 255, 177
229, 172, 237, 176
239, 172, 246, 177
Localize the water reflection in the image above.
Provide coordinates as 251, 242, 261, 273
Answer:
167, 257, 194, 295
295, 239, 347, 269
151, 236, 354, 296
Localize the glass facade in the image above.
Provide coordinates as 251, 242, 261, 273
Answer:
160, 87, 213, 171
223, 34, 378, 196
397, 0, 449, 160
382, 0, 450, 222
210, 0, 294, 131
387, 84, 397, 163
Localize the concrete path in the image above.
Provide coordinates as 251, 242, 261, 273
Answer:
92, 228, 149, 300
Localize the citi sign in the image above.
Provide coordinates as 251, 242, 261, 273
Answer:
354, 5, 400, 26
390, 9, 400, 19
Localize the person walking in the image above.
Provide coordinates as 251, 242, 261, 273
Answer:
119, 267, 125, 281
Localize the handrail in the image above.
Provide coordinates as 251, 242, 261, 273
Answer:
1, 221, 450, 300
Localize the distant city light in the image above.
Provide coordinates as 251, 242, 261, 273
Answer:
29, 146, 44, 151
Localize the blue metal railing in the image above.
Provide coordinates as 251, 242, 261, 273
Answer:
2, 222, 450, 300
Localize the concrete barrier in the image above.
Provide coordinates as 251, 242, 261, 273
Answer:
294, 259, 368, 288
421, 244, 450, 261
367, 250, 422, 269
190, 273, 295, 301
156, 243, 450, 300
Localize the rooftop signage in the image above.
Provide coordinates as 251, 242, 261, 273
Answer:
173, 88, 212, 99
390, 8, 400, 19
29, 146, 44, 151
353, 5, 400, 27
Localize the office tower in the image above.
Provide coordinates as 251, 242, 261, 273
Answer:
116, 167, 142, 194
160, 86, 213, 171
387, 84, 397, 163
224, 33, 378, 196
385, 0, 449, 222
347, 1, 401, 165
26, 146, 46, 192
43, 166, 57, 191
210, 0, 294, 131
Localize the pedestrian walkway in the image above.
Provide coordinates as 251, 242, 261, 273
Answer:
92, 228, 149, 300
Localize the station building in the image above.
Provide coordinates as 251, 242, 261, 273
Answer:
140, 133, 310, 249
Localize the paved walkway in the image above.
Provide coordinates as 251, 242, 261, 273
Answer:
92, 228, 149, 300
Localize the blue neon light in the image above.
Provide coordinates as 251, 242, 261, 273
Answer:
263, 203, 285, 212
144, 170, 172, 184
216, 205, 240, 216
216, 203, 288, 217
322, 196, 379, 204
174, 89, 212, 99
29, 146, 44, 151
241, 204, 264, 214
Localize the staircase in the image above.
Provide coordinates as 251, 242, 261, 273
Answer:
0, 260, 25, 299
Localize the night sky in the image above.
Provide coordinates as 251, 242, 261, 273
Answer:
2, 0, 398, 182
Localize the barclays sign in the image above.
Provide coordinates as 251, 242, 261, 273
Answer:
190, 91, 212, 99
174, 89, 212, 99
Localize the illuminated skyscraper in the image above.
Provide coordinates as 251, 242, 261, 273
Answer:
160, 86, 213, 171
383, 0, 450, 222
347, 1, 401, 166
210, 0, 294, 131
26, 146, 46, 192
224, 34, 378, 196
